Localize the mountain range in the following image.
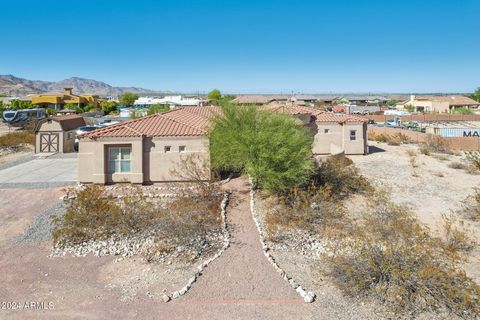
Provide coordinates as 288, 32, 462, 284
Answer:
0, 75, 162, 97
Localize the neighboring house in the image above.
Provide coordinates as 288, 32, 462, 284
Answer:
231, 95, 289, 105
31, 88, 100, 110
396, 95, 479, 113
78, 107, 218, 184
134, 95, 206, 107
35, 115, 86, 153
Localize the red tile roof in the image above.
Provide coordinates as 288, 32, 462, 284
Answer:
316, 113, 368, 123
261, 103, 324, 117
79, 107, 219, 139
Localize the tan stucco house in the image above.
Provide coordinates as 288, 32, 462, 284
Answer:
396, 95, 479, 113
35, 115, 86, 153
78, 107, 216, 184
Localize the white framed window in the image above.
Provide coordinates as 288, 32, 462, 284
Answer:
108, 147, 131, 173
179, 145, 186, 152
350, 130, 356, 141
164, 146, 171, 152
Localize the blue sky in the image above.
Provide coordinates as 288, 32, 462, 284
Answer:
1, 0, 479, 93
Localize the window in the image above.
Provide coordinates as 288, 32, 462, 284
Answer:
324, 129, 329, 134
164, 146, 171, 152
179, 145, 186, 152
350, 130, 356, 141
108, 147, 131, 173
67, 132, 74, 140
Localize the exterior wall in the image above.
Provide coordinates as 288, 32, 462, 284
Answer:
78, 135, 210, 184
144, 136, 210, 183
313, 122, 367, 155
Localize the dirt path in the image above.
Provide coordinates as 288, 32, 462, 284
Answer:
182, 177, 301, 303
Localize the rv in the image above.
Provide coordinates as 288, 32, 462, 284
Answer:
2, 108, 46, 127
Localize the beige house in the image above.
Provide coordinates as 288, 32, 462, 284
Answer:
78, 107, 216, 184
35, 115, 86, 153
397, 95, 479, 113
78, 105, 368, 185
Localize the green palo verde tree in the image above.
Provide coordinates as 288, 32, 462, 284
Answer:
209, 103, 315, 193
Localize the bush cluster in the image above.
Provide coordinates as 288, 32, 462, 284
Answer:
368, 132, 411, 145
420, 135, 452, 155
0, 131, 35, 148
52, 185, 223, 255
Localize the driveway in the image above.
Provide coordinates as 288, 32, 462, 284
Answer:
0, 155, 77, 188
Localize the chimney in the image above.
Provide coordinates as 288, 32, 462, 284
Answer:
64, 87, 73, 95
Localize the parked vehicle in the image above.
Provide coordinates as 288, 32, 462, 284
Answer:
2, 108, 46, 127
74, 125, 101, 150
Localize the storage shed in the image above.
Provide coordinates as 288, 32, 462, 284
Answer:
35, 115, 86, 153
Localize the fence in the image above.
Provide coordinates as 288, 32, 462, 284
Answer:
364, 114, 480, 123
368, 126, 480, 151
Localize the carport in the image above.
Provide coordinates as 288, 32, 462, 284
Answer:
35, 115, 86, 153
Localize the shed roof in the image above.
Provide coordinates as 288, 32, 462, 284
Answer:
36, 114, 86, 132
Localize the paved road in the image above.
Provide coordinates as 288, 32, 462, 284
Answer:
0, 156, 77, 188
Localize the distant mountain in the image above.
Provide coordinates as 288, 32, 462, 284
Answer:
0, 74, 162, 97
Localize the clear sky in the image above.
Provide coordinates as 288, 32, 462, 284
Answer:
1, 0, 479, 93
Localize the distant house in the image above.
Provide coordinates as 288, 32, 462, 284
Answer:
35, 115, 86, 153
397, 95, 479, 113
31, 88, 100, 110
231, 95, 289, 105
134, 95, 206, 107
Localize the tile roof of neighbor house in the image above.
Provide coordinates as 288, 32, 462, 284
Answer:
261, 103, 324, 117
79, 107, 221, 139
315, 113, 368, 123
414, 95, 479, 106
232, 95, 289, 104
35, 114, 86, 132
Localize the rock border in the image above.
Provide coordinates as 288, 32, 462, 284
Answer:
249, 179, 316, 303
166, 191, 230, 302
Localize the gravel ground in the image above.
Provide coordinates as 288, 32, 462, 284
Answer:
15, 200, 65, 245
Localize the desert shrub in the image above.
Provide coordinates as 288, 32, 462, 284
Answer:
448, 161, 468, 170
326, 192, 480, 318
465, 152, 480, 171
369, 132, 411, 145
441, 214, 475, 254
52, 185, 223, 250
420, 135, 452, 155
309, 155, 372, 199
406, 149, 418, 168
460, 187, 480, 221
0, 131, 35, 148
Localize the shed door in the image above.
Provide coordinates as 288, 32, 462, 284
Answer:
40, 133, 59, 152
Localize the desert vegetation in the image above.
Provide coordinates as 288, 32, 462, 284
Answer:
368, 131, 411, 145
52, 184, 223, 262
262, 155, 480, 319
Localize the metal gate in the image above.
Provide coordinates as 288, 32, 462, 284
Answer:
39, 133, 59, 152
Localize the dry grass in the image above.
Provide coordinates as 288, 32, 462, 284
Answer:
441, 214, 475, 255
52, 184, 223, 260
420, 136, 452, 155
326, 192, 480, 319
460, 187, 480, 221
0, 131, 35, 148
369, 132, 412, 145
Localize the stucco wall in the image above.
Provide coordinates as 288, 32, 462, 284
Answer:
78, 135, 210, 184
313, 122, 367, 155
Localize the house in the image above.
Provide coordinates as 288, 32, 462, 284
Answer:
231, 95, 289, 105
77, 107, 218, 184
396, 95, 479, 113
35, 115, 86, 153
31, 88, 100, 110
134, 95, 207, 107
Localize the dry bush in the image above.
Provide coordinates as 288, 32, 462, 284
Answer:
441, 214, 475, 254
0, 131, 35, 148
406, 149, 418, 168
369, 132, 411, 145
465, 152, 480, 171
460, 187, 480, 221
326, 192, 480, 318
52, 184, 223, 257
420, 135, 452, 155
448, 161, 468, 170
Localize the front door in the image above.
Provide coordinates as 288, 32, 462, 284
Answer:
40, 133, 59, 152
